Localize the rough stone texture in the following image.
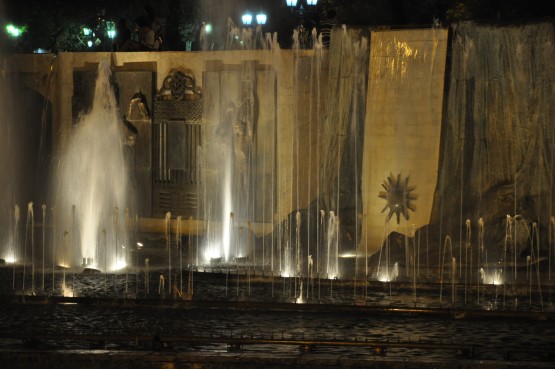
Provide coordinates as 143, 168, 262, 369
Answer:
431, 22, 555, 261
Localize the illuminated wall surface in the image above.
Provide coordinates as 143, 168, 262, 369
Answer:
362, 29, 448, 255
2, 22, 555, 273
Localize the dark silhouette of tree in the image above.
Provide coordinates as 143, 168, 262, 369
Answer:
3, 0, 555, 51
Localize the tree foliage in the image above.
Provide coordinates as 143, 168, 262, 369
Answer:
3, 0, 554, 51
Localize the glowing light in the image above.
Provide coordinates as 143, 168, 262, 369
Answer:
480, 268, 504, 285
339, 253, 357, 258
62, 286, 74, 297
137, 242, 143, 248
256, 13, 267, 25
203, 243, 222, 263
5, 24, 26, 38
82, 27, 92, 36
285, 0, 298, 7
106, 21, 116, 39
242, 13, 253, 26
306, 0, 318, 5
5, 257, 16, 263
204, 23, 212, 34
377, 262, 399, 282
111, 259, 127, 271
87, 40, 93, 48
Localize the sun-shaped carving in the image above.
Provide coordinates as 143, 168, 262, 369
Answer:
378, 173, 417, 224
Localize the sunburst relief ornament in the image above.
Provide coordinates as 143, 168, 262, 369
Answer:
378, 173, 417, 224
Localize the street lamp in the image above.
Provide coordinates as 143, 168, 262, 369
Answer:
106, 21, 116, 39
242, 13, 253, 26
286, 0, 318, 9
256, 13, 267, 26
242, 12, 267, 27
285, 0, 319, 49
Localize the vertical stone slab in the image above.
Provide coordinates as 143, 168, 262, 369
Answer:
361, 29, 448, 255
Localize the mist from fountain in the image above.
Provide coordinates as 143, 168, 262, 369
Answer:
52, 60, 128, 271
326, 211, 339, 279
200, 20, 278, 269
0, 56, 22, 264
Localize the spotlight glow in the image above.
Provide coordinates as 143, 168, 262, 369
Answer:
480, 268, 504, 285
339, 253, 357, 258
377, 262, 399, 282
62, 286, 74, 297
111, 259, 127, 271
203, 243, 222, 263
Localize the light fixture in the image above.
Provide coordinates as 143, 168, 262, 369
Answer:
82, 27, 92, 36
5, 24, 26, 38
106, 21, 116, 39
242, 13, 253, 26
306, 0, 318, 5
256, 13, 267, 25
286, 0, 298, 7
204, 23, 213, 34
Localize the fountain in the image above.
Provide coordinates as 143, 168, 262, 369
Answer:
0, 18, 554, 313
3, 13, 555, 369
52, 60, 129, 272
0, 56, 21, 266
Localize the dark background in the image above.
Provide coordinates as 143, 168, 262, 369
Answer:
1, 0, 554, 51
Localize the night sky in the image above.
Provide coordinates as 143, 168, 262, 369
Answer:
2, 1, 555, 51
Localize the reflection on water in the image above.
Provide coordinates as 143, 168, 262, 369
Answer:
1, 266, 553, 311
0, 301, 554, 362
1, 267, 555, 363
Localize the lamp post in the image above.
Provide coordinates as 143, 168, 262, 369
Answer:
242, 13, 253, 26
256, 13, 268, 26
285, 0, 319, 48
241, 12, 267, 27
285, 0, 319, 14
241, 11, 268, 49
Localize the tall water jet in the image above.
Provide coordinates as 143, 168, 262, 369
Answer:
0, 55, 23, 264
201, 27, 276, 267
53, 61, 128, 270
326, 211, 339, 278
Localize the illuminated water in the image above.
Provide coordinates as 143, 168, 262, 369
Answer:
52, 61, 129, 272
0, 267, 554, 364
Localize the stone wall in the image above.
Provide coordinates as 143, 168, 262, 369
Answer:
361, 28, 448, 256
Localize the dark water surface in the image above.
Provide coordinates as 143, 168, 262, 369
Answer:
1, 267, 555, 364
